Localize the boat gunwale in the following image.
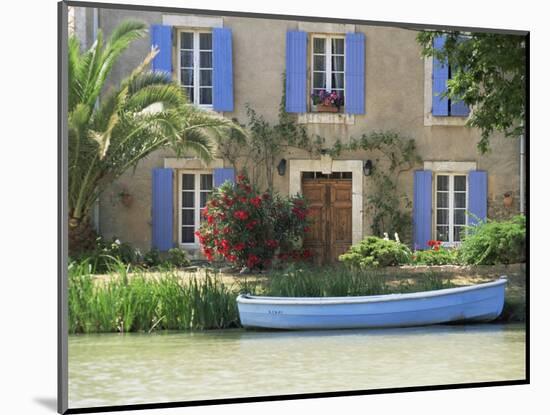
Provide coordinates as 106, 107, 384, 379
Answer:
236, 277, 507, 306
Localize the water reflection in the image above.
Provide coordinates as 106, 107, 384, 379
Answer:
69, 324, 526, 408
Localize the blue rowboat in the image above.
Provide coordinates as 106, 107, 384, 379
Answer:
236, 277, 507, 330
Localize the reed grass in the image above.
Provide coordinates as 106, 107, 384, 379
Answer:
68, 259, 239, 333
68, 260, 459, 333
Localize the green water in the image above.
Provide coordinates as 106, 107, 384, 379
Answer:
69, 324, 526, 408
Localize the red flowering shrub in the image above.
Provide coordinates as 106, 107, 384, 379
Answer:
196, 175, 312, 269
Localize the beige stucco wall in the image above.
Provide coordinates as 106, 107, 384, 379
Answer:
75, 7, 521, 251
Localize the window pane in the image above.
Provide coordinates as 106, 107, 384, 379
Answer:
181, 227, 194, 243
436, 209, 449, 225
332, 38, 344, 55
184, 87, 194, 103
181, 69, 194, 86
200, 174, 213, 190
437, 192, 449, 208
200, 192, 209, 207
454, 209, 466, 225
313, 38, 325, 54
302, 172, 314, 179
342, 172, 352, 179
180, 32, 193, 49
200, 88, 212, 105
182, 192, 194, 208
454, 175, 466, 192
182, 210, 194, 226
199, 33, 212, 50
182, 174, 194, 190
436, 226, 449, 242
332, 55, 344, 71
200, 70, 212, 86
181, 51, 194, 68
454, 226, 464, 242
454, 192, 466, 208
332, 73, 344, 89
437, 175, 449, 191
200, 51, 212, 68
313, 55, 325, 71
313, 72, 326, 89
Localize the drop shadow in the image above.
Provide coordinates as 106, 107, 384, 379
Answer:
34, 397, 57, 412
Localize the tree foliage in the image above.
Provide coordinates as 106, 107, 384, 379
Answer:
417, 31, 526, 153
68, 20, 241, 229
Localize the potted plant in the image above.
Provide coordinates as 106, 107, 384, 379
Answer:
503, 192, 513, 208
311, 90, 344, 113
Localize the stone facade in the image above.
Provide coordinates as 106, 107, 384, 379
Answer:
72, 6, 523, 252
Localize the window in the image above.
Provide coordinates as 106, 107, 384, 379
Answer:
435, 174, 468, 244
178, 31, 213, 106
179, 172, 213, 245
311, 35, 345, 107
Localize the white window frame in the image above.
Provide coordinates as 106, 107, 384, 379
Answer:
434, 173, 469, 247
310, 34, 346, 110
178, 170, 213, 247
176, 29, 213, 108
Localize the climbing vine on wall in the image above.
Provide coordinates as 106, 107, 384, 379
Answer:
331, 131, 421, 243
215, 76, 421, 243
217, 74, 326, 192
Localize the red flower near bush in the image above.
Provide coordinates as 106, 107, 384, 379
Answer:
233, 210, 249, 221
233, 242, 245, 251
427, 240, 443, 251
266, 239, 279, 249
250, 196, 262, 208
247, 254, 260, 268
292, 206, 306, 220
246, 220, 258, 230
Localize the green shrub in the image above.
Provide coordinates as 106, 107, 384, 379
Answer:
142, 248, 162, 268
196, 174, 311, 269
339, 236, 411, 268
167, 247, 191, 268
71, 237, 139, 274
412, 248, 459, 265
458, 215, 526, 265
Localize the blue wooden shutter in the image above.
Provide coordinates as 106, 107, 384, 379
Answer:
450, 36, 470, 117
152, 168, 174, 251
213, 168, 235, 187
413, 170, 433, 250
468, 171, 488, 225
285, 31, 307, 113
213, 28, 234, 112
150, 24, 172, 77
450, 97, 470, 116
345, 32, 366, 114
432, 35, 449, 116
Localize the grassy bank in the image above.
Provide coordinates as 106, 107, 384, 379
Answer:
69, 261, 525, 333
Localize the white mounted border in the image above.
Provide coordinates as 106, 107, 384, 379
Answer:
162, 14, 223, 28
423, 161, 477, 172
289, 159, 363, 244
424, 57, 469, 127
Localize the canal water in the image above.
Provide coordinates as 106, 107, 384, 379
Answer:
69, 323, 525, 408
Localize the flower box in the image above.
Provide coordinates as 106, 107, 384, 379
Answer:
316, 104, 340, 113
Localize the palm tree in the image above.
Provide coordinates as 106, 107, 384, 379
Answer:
68, 21, 240, 255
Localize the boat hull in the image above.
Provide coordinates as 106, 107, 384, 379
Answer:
236, 278, 507, 330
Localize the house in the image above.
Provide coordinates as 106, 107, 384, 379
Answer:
70, 5, 523, 263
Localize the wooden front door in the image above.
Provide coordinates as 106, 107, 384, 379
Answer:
302, 177, 353, 264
